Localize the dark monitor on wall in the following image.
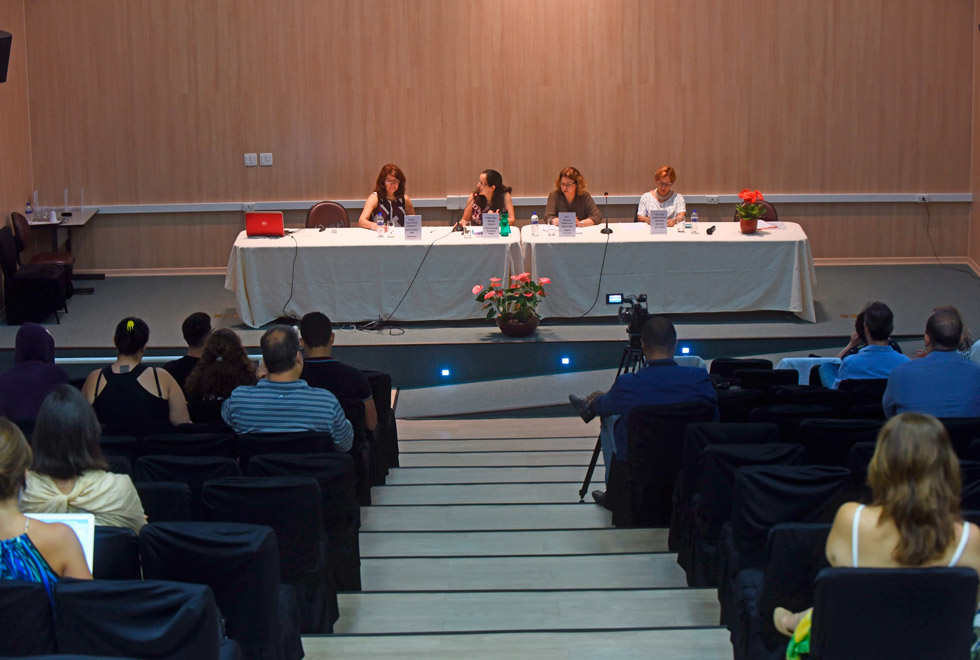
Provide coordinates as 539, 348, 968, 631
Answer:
0, 31, 11, 84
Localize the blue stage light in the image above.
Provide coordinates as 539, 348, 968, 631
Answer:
680, 346, 691, 355
440, 368, 451, 377
560, 356, 571, 365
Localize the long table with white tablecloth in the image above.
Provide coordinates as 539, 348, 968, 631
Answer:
519, 222, 817, 322
225, 227, 522, 327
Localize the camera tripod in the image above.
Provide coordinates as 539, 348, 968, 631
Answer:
577, 338, 645, 502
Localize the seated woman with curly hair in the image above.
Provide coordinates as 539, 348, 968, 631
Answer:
183, 329, 257, 423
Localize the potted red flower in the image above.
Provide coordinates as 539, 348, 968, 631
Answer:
735, 189, 766, 234
472, 273, 550, 337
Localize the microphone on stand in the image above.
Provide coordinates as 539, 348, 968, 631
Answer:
600, 192, 613, 234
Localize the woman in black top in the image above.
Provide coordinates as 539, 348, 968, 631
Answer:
460, 169, 516, 227
81, 317, 189, 430
357, 163, 416, 229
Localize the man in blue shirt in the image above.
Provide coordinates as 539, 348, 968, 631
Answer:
883, 306, 980, 418
570, 316, 718, 505
832, 301, 909, 388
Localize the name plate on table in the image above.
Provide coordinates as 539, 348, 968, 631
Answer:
403, 215, 422, 240
650, 210, 668, 234
483, 213, 500, 238
558, 212, 576, 237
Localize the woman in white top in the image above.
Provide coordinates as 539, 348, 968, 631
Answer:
774, 413, 980, 653
636, 165, 686, 227
357, 163, 416, 230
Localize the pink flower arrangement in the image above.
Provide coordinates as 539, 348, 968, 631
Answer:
472, 272, 551, 321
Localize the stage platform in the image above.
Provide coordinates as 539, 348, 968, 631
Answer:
1, 264, 977, 411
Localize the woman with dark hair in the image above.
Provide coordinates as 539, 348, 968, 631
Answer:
545, 166, 602, 227
0, 417, 90, 594
0, 323, 68, 426
20, 386, 146, 533
81, 317, 189, 429
460, 169, 516, 227
184, 329, 257, 406
774, 413, 980, 658
357, 163, 416, 229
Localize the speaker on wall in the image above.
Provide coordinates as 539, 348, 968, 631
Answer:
0, 31, 11, 84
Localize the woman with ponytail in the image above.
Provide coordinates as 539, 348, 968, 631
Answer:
775, 413, 980, 658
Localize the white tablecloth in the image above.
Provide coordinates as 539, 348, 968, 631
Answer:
520, 223, 817, 322
225, 227, 522, 327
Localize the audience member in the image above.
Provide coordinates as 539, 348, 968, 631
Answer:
883, 306, 980, 418
0, 323, 68, 425
163, 312, 212, 391
221, 325, 353, 451
823, 302, 910, 388
569, 316, 718, 504
299, 312, 376, 431
81, 317, 190, 430
774, 413, 980, 658
20, 386, 146, 533
835, 308, 904, 360
0, 418, 90, 594
183, 329, 257, 405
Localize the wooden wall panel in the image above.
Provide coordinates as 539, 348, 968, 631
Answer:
0, 0, 32, 226
972, 0, 980, 267
22, 0, 975, 209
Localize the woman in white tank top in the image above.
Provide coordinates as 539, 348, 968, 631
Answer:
775, 413, 980, 659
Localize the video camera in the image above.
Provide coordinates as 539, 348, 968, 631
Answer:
606, 293, 650, 342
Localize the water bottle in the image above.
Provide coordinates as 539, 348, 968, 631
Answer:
376, 212, 384, 237
530, 213, 539, 236
685, 209, 694, 229
500, 210, 510, 237
24, 201, 33, 223
690, 209, 698, 230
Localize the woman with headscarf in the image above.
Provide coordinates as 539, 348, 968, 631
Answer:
0, 323, 68, 426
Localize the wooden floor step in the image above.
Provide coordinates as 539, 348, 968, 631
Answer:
361, 503, 612, 532
359, 553, 686, 591
384, 466, 605, 485
334, 588, 721, 634
359, 528, 668, 558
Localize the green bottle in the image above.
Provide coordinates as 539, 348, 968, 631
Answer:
500, 210, 510, 237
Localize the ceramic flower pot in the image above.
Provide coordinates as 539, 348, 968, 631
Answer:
739, 217, 759, 234
496, 314, 540, 337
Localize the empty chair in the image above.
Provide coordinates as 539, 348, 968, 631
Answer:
960, 460, 980, 510
237, 432, 333, 472
139, 432, 237, 458
605, 400, 717, 528
92, 526, 140, 580
844, 441, 876, 502
363, 369, 399, 474
709, 358, 773, 379
768, 385, 854, 415
338, 398, 372, 505
248, 452, 360, 591
134, 481, 193, 523
141, 521, 303, 660
837, 377, 888, 406
749, 404, 836, 443
731, 199, 778, 223
733, 368, 798, 391
715, 388, 766, 423
938, 417, 980, 458
798, 418, 883, 467
135, 455, 241, 520
809, 567, 977, 660
10, 211, 75, 275
0, 226, 67, 325
54, 579, 238, 660
104, 454, 133, 477
305, 201, 349, 228
99, 435, 138, 463
0, 580, 56, 656
203, 476, 333, 633
688, 443, 805, 587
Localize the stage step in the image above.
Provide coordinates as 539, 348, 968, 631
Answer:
370, 482, 586, 505
399, 451, 595, 467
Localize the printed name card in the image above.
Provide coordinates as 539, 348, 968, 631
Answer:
403, 215, 422, 240
650, 210, 668, 234
483, 213, 500, 238
558, 212, 576, 237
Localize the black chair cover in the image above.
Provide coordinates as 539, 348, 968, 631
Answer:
716, 388, 766, 423
798, 418, 883, 467
99, 434, 138, 463
939, 417, 980, 458
768, 385, 853, 415
141, 521, 303, 660
606, 400, 717, 528
960, 460, 980, 511
338, 398, 372, 505
730, 523, 831, 660
749, 404, 836, 443
54, 578, 223, 660
202, 476, 333, 633
810, 567, 977, 660
135, 455, 242, 520
102, 420, 175, 442
733, 369, 798, 391
105, 454, 134, 477
237, 432, 333, 472
139, 432, 237, 458
248, 452, 361, 591
363, 369, 398, 474
837, 378, 888, 407
844, 441, 876, 503
710, 358, 773, 378
0, 579, 56, 656
688, 443, 805, 587
92, 526, 141, 580
135, 480, 193, 523
186, 399, 226, 425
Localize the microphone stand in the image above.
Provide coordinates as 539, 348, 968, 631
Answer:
601, 192, 613, 234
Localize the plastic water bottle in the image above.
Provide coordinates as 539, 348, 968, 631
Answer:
376, 212, 384, 238
531, 213, 539, 236
690, 209, 698, 230
500, 210, 510, 237
24, 201, 33, 223
686, 209, 695, 229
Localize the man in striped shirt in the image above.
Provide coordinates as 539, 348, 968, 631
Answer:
221, 325, 353, 451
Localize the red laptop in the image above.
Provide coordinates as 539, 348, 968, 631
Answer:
245, 211, 285, 237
